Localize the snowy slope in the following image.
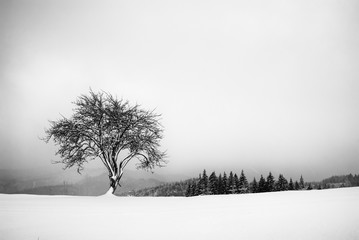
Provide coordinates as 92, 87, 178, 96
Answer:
1, 187, 358, 240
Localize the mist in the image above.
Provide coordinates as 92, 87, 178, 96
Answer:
1, 0, 359, 182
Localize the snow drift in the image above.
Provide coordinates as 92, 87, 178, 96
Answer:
1, 187, 358, 240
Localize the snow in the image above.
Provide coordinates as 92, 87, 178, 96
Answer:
1, 187, 358, 240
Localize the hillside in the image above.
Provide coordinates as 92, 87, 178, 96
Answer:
125, 172, 359, 197
13, 173, 164, 196
119, 179, 195, 196
321, 174, 359, 188
0, 168, 166, 195
1, 187, 358, 240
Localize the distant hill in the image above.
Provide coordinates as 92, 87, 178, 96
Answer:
321, 174, 359, 188
0, 168, 166, 196
74, 173, 164, 196
0, 167, 105, 193
15, 174, 164, 196
119, 179, 195, 196
15, 184, 80, 195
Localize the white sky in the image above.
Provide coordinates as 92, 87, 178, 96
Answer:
1, 0, 359, 181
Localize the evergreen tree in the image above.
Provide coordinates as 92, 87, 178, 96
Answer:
217, 174, 224, 194
208, 171, 218, 195
200, 169, 209, 195
299, 175, 305, 190
222, 172, 229, 194
294, 181, 300, 190
250, 177, 258, 193
196, 174, 203, 195
234, 173, 240, 193
238, 170, 249, 193
275, 174, 288, 191
266, 172, 275, 192
193, 181, 200, 196
288, 178, 294, 190
258, 175, 266, 193
307, 183, 313, 190
283, 175, 289, 190
228, 171, 236, 194
185, 183, 192, 197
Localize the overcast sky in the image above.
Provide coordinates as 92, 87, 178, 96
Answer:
1, 0, 359, 181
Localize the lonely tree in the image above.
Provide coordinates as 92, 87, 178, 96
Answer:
44, 90, 166, 195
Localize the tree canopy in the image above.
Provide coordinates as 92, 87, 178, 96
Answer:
44, 90, 166, 194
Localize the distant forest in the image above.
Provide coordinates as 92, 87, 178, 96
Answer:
122, 171, 359, 197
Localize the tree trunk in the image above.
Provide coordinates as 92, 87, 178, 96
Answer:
105, 176, 119, 196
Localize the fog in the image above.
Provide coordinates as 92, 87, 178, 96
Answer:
1, 0, 359, 181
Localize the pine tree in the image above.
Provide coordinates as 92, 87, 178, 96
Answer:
238, 170, 249, 193
283, 175, 288, 190
193, 181, 199, 196
294, 180, 300, 190
200, 169, 209, 195
234, 173, 240, 193
228, 171, 236, 194
299, 175, 305, 190
208, 171, 218, 195
307, 183, 313, 190
288, 178, 294, 190
217, 174, 224, 194
222, 172, 229, 194
266, 172, 275, 192
250, 177, 258, 193
185, 183, 192, 197
275, 174, 288, 191
258, 175, 266, 193
196, 173, 203, 195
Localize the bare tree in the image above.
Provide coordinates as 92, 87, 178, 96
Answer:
43, 90, 166, 195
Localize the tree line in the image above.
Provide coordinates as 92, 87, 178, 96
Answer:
186, 170, 306, 197
119, 171, 359, 197
120, 180, 191, 197
321, 174, 359, 188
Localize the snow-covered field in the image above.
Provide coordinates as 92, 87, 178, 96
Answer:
1, 187, 358, 240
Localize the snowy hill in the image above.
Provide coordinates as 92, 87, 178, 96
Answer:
0, 168, 167, 195
1, 187, 358, 240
